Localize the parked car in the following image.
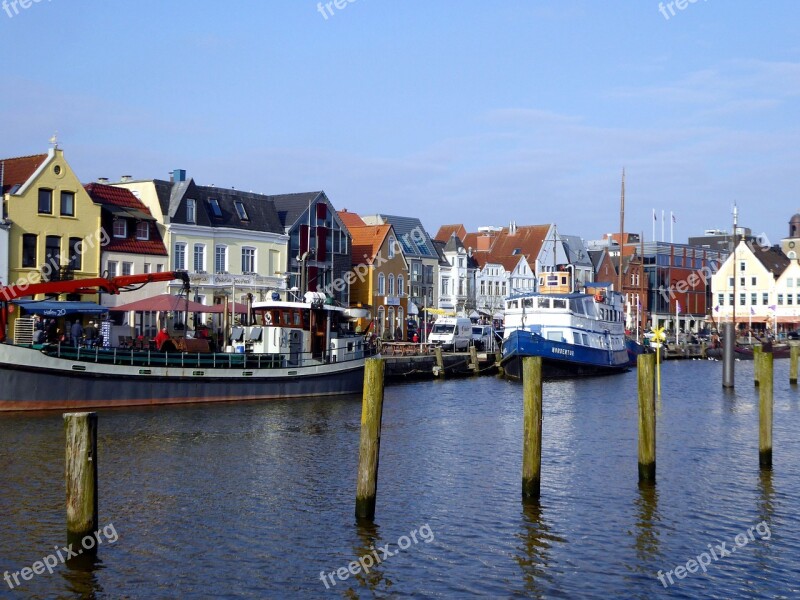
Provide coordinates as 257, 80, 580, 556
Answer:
471, 325, 493, 350
788, 331, 800, 340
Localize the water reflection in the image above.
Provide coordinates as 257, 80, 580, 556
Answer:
757, 469, 775, 526
345, 521, 393, 597
514, 500, 562, 598
61, 552, 104, 599
633, 482, 661, 565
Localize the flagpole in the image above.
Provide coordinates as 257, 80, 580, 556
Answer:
652, 209, 656, 242
661, 210, 665, 242
670, 211, 674, 244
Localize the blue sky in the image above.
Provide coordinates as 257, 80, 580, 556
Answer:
2, 0, 798, 245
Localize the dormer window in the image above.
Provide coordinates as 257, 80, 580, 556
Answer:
136, 221, 149, 240
186, 198, 197, 223
113, 219, 127, 238
208, 198, 222, 219
234, 201, 248, 221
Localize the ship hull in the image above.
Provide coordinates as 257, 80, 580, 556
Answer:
501, 329, 630, 381
0, 344, 366, 412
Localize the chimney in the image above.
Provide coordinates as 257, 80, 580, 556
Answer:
120, 175, 132, 182
172, 169, 187, 182
97, 177, 109, 184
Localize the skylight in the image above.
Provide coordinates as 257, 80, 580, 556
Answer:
208, 198, 222, 218
234, 201, 248, 221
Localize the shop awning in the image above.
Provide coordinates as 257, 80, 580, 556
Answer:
13, 300, 108, 317
108, 294, 208, 312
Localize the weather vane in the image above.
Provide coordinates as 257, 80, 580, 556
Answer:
49, 132, 59, 149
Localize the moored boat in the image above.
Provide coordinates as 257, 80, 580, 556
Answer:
0, 273, 370, 411
500, 271, 632, 380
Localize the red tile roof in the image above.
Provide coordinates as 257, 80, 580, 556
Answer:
337, 209, 367, 231
349, 224, 391, 265
85, 183, 168, 256
0, 154, 48, 194
435, 224, 467, 242
85, 182, 147, 209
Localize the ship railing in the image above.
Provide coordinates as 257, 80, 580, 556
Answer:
36, 342, 371, 370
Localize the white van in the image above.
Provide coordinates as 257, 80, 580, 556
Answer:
429, 317, 472, 351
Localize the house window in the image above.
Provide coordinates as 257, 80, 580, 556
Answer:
234, 201, 248, 221
778, 294, 784, 305
458, 257, 464, 268
44, 236, 60, 268
156, 264, 164, 273
60, 191, 75, 216
740, 277, 745, 287
22, 234, 37, 268
789, 294, 794, 306
740, 261, 746, 272
113, 219, 127, 238
174, 243, 187, 270
208, 198, 222, 219
68, 237, 82, 271
388, 237, 395, 259
37, 189, 53, 214
194, 244, 205, 272
122, 262, 133, 276
107, 260, 118, 277
186, 199, 196, 223
751, 277, 757, 286
739, 293, 746, 306
718, 294, 724, 306
728, 277, 734, 287
242, 247, 255, 273
136, 222, 149, 240
763, 293, 768, 305
378, 273, 385, 296
728, 294, 734, 305
388, 274, 395, 296
144, 263, 151, 274
480, 281, 485, 296
215, 245, 227, 274
397, 275, 404, 296
442, 278, 449, 296
751, 293, 757, 305
502, 283, 507, 295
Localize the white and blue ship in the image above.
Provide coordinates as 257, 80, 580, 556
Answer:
500, 271, 639, 379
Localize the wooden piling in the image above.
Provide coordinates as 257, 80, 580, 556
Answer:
637, 353, 656, 483
434, 346, 445, 378
64, 412, 98, 551
355, 358, 385, 520
522, 356, 543, 499
790, 342, 799, 385
495, 348, 504, 377
722, 322, 735, 388
753, 344, 762, 387
758, 351, 773, 470
469, 345, 480, 375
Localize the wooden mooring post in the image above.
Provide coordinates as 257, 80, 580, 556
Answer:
790, 342, 799, 385
758, 351, 773, 470
722, 321, 735, 389
753, 344, 762, 387
637, 353, 656, 483
522, 356, 543, 500
469, 345, 480, 375
355, 358, 385, 520
495, 348, 504, 377
434, 346, 445, 378
64, 412, 98, 551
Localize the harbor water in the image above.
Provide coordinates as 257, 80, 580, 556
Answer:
1, 360, 799, 598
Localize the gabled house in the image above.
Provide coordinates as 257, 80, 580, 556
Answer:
269, 192, 352, 305
434, 232, 477, 314
711, 240, 791, 335
1, 148, 103, 295
84, 183, 169, 306
114, 170, 288, 309
560, 234, 594, 288
339, 210, 409, 339
362, 214, 439, 312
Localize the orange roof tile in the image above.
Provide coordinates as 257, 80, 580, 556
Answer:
435, 224, 467, 242
337, 209, 367, 231
0, 153, 48, 194
349, 224, 391, 265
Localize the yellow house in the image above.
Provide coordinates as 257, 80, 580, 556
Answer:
2, 148, 103, 296
338, 211, 409, 340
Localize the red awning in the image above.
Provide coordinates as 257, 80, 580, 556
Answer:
203, 302, 249, 314
108, 294, 209, 312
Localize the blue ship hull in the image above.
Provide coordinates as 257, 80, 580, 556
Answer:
501, 329, 631, 380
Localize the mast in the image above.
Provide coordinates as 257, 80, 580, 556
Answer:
732, 203, 738, 339
640, 232, 646, 341
617, 168, 625, 307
